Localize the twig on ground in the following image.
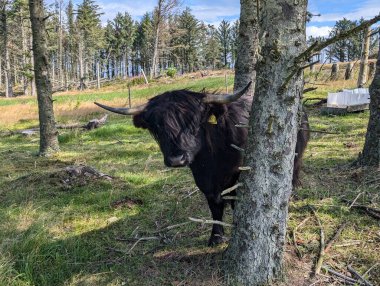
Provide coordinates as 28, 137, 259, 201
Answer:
300, 128, 339, 135
363, 263, 379, 278
128, 237, 160, 254
347, 265, 373, 286
189, 217, 233, 227
152, 222, 191, 234
292, 216, 311, 259
322, 266, 359, 285
324, 222, 347, 253
334, 241, 361, 248
349, 192, 364, 209
344, 200, 380, 220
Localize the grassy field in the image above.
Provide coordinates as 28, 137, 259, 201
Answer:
0, 70, 379, 286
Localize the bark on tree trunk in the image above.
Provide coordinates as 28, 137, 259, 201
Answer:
359, 42, 380, 166
233, 0, 258, 93
29, 0, 59, 156
357, 27, 371, 88
224, 1, 307, 285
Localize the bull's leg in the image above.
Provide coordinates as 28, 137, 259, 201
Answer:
206, 196, 225, 246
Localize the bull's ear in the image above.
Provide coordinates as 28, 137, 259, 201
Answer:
133, 113, 148, 129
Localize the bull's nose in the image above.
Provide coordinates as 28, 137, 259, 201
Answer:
166, 154, 187, 167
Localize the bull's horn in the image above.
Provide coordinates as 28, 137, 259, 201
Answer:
94, 102, 147, 115
203, 81, 252, 104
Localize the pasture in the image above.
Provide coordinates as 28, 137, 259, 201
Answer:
0, 71, 379, 285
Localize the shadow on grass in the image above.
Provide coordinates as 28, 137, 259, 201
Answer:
6, 201, 219, 286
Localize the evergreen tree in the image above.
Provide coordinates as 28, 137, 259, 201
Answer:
217, 20, 231, 67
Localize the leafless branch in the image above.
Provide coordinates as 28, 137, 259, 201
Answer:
297, 14, 380, 61
347, 266, 373, 286
221, 183, 243, 196
322, 266, 359, 285
231, 144, 245, 152
189, 217, 233, 227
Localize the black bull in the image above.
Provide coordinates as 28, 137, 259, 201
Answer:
95, 82, 309, 246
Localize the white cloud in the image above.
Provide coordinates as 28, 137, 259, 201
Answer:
98, 1, 156, 24
189, 5, 240, 22
310, 0, 380, 23
306, 26, 332, 38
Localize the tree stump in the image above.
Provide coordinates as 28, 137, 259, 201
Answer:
345, 62, 353, 80
330, 63, 339, 80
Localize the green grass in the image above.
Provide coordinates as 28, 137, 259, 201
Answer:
0, 72, 379, 286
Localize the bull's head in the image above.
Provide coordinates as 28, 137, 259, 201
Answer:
95, 82, 251, 168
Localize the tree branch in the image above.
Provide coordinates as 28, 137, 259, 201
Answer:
297, 13, 380, 61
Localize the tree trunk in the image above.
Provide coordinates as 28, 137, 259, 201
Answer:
359, 42, 380, 166
224, 1, 307, 285
345, 62, 353, 80
233, 0, 258, 93
30, 34, 37, 96
29, 0, 59, 156
1, 3, 13, 97
330, 63, 339, 80
96, 59, 100, 89
150, 22, 160, 79
21, 17, 30, 96
368, 61, 375, 79
357, 27, 370, 87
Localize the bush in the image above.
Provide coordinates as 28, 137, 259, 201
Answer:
166, 67, 177, 78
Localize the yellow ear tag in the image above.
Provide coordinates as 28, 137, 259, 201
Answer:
208, 114, 217, 125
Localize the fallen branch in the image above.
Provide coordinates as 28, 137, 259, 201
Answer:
348, 265, 373, 286
309, 207, 325, 276
300, 128, 339, 135
189, 217, 232, 228
128, 237, 160, 254
322, 266, 359, 285
152, 222, 191, 234
324, 222, 347, 253
221, 183, 243, 196
344, 200, 380, 220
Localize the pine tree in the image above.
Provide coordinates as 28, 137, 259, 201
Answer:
217, 20, 231, 67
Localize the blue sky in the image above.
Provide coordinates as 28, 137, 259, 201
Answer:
47, 0, 380, 37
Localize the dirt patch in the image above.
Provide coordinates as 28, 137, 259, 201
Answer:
111, 197, 143, 209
